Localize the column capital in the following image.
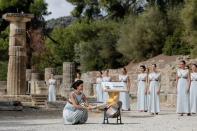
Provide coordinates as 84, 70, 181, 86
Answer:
3, 13, 34, 23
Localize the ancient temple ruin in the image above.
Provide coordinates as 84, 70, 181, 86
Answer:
0, 13, 76, 108
0, 14, 195, 109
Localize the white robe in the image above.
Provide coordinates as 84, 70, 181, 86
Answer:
176, 69, 190, 113
95, 77, 103, 102
48, 79, 56, 102
102, 76, 111, 103
190, 72, 197, 113
137, 73, 148, 111
148, 72, 160, 113
119, 75, 131, 110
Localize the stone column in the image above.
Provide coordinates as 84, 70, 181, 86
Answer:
3, 13, 34, 95
30, 73, 41, 94
62, 62, 75, 97
82, 72, 94, 96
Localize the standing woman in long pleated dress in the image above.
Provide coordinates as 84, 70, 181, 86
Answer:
95, 71, 103, 102
119, 67, 131, 111
102, 70, 111, 103
48, 73, 57, 102
137, 65, 148, 112
176, 60, 191, 116
148, 64, 161, 115
190, 64, 197, 114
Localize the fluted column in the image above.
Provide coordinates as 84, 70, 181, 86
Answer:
3, 13, 34, 95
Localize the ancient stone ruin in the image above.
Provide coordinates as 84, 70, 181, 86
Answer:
0, 13, 197, 109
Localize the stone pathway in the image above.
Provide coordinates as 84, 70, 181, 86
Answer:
0, 107, 197, 131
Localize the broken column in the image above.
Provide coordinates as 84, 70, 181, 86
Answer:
62, 62, 75, 97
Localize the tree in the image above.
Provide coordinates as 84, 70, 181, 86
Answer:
117, 7, 167, 61
67, 0, 148, 20
181, 0, 197, 57
40, 20, 125, 72
99, 0, 137, 18
0, 28, 8, 61
163, 29, 190, 55
0, 28, 8, 80
66, 0, 100, 20
79, 20, 126, 71
163, 6, 190, 55
36, 26, 77, 72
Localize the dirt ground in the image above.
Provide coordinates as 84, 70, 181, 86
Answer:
0, 105, 197, 131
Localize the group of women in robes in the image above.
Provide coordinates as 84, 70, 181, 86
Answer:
95, 60, 197, 116
176, 60, 197, 116
48, 60, 197, 125
95, 69, 131, 111
95, 64, 161, 114
137, 64, 161, 114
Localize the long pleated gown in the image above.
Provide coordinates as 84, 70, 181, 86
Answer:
48, 79, 56, 102
190, 72, 197, 113
148, 72, 161, 113
96, 77, 103, 102
137, 73, 148, 111
176, 69, 190, 114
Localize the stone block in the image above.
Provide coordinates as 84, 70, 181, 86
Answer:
160, 93, 167, 103
0, 101, 23, 111
166, 93, 176, 106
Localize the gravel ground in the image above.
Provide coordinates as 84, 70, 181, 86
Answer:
0, 106, 197, 131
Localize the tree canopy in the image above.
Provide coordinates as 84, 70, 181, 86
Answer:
0, 0, 197, 80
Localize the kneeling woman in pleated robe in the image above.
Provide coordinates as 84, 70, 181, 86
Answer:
190, 64, 197, 114
148, 64, 161, 115
63, 80, 93, 124
137, 65, 148, 112
176, 60, 190, 116
96, 71, 103, 102
119, 67, 131, 111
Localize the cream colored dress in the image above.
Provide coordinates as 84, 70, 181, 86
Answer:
148, 72, 161, 113
48, 79, 56, 102
190, 72, 197, 113
137, 73, 148, 111
96, 77, 103, 102
176, 69, 190, 113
